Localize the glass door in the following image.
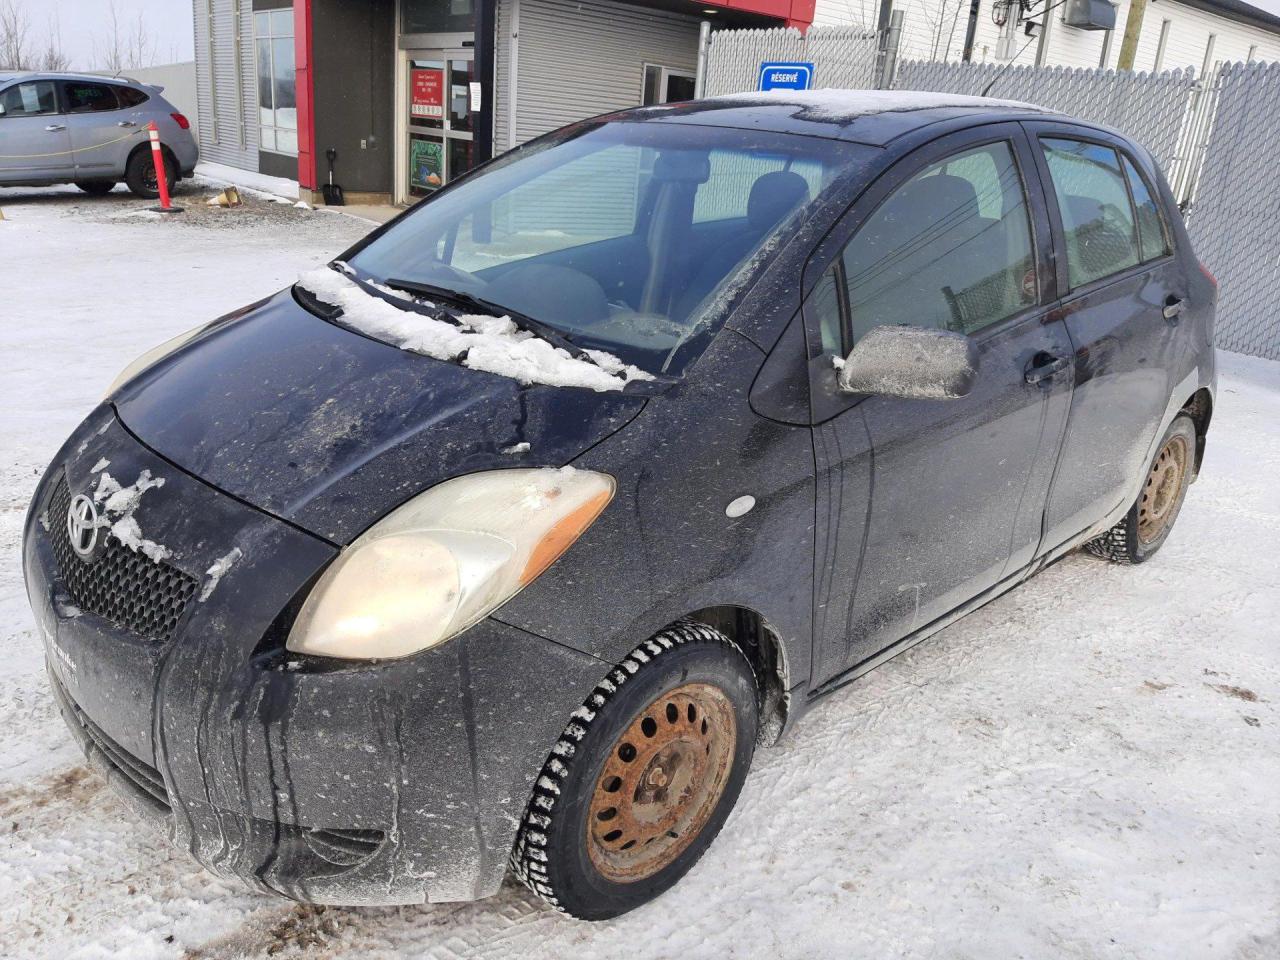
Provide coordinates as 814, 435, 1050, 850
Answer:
406, 49, 475, 199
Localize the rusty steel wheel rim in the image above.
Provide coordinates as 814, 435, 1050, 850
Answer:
1138, 433, 1189, 544
586, 682, 737, 884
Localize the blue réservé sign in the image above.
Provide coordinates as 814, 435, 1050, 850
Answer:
758, 62, 814, 92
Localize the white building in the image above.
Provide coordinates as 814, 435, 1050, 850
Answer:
814, 0, 1280, 72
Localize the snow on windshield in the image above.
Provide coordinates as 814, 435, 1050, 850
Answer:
298, 266, 654, 393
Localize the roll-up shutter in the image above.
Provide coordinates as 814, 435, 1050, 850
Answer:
194, 0, 259, 170
497, 0, 700, 152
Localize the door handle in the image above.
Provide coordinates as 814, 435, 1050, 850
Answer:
1163, 296, 1185, 324
117, 120, 137, 127
45, 124, 66, 132
1024, 353, 1071, 384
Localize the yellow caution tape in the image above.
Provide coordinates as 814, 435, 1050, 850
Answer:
0, 127, 146, 159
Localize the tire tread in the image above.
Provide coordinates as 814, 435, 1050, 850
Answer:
509, 619, 751, 916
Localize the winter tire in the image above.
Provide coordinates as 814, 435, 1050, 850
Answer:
1085, 413, 1196, 564
511, 619, 758, 920
125, 148, 176, 200
75, 181, 116, 196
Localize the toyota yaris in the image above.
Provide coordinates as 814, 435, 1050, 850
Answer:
24, 91, 1216, 920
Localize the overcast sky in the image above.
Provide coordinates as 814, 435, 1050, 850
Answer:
13, 0, 1280, 71
20, 0, 195, 71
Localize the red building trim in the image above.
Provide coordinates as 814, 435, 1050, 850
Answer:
704, 0, 814, 28
294, 0, 317, 190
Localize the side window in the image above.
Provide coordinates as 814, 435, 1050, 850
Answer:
1040, 138, 1140, 289
0, 81, 58, 117
1121, 155, 1170, 263
115, 86, 150, 108
64, 82, 121, 113
839, 140, 1037, 343
811, 264, 845, 357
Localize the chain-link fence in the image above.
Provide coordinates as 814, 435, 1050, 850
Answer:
1186, 61, 1280, 360
893, 61, 1198, 178
701, 26, 880, 97
700, 25, 1280, 359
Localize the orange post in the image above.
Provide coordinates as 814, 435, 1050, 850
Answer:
146, 121, 182, 214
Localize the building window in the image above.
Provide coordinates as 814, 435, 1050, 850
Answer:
255, 9, 296, 155
402, 0, 475, 35
642, 64, 696, 106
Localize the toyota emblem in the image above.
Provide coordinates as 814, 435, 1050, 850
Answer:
67, 494, 101, 559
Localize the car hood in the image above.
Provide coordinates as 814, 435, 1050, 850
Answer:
113, 290, 647, 544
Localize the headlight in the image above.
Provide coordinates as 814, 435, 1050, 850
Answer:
104, 323, 208, 399
286, 468, 615, 660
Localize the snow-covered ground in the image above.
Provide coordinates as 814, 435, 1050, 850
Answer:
1, 187, 1278, 960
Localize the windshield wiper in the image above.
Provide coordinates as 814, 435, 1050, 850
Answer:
384, 277, 580, 355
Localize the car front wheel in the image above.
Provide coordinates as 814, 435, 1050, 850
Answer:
1085, 413, 1197, 564
511, 619, 758, 920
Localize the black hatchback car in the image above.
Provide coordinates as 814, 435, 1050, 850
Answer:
24, 91, 1216, 920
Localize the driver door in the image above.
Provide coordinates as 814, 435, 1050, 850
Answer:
806, 125, 1075, 686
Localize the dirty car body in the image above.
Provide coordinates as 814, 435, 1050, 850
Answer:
23, 92, 1216, 907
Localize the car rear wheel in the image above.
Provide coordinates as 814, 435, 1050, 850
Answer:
511, 619, 758, 920
125, 148, 177, 200
1085, 414, 1196, 564
75, 181, 116, 196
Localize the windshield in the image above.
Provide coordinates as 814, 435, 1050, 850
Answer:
346, 121, 869, 376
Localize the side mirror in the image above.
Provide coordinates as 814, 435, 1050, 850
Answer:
837, 325, 979, 400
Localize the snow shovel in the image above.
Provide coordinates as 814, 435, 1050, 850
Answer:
323, 148, 345, 206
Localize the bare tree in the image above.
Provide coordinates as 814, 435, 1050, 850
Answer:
0, 0, 32, 70
94, 0, 155, 73
38, 10, 70, 71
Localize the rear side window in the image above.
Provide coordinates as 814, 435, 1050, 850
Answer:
64, 82, 121, 113
839, 140, 1038, 342
0, 81, 58, 117
116, 86, 150, 108
1040, 138, 1140, 289
1122, 155, 1170, 262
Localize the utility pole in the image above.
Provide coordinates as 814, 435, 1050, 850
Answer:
1117, 0, 1148, 70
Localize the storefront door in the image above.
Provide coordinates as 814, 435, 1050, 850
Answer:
405, 49, 475, 200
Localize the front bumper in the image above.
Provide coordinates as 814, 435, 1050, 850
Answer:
24, 407, 607, 904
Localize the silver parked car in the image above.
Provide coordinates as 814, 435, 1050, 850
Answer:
0, 72, 198, 198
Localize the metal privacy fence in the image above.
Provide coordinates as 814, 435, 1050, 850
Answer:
1186, 61, 1280, 360
701, 26, 881, 97
893, 61, 1199, 179
700, 24, 1280, 359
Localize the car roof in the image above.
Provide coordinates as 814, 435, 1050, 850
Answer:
0, 70, 144, 86
627, 89, 1059, 147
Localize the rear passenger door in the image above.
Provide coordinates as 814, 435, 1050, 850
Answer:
0, 80, 73, 181
62, 80, 142, 179
805, 124, 1075, 684
1024, 123, 1185, 551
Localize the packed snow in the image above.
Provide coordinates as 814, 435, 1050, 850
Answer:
1, 186, 1278, 960
92, 468, 170, 563
199, 547, 244, 603
710, 88, 1046, 122
298, 265, 654, 392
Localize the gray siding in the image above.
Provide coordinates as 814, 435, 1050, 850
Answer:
494, 0, 700, 155
194, 0, 259, 170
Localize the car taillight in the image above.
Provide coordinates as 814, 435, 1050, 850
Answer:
1199, 261, 1218, 288
171, 113, 190, 130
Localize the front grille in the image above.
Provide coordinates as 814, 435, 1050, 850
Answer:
48, 478, 199, 641
49, 670, 170, 813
